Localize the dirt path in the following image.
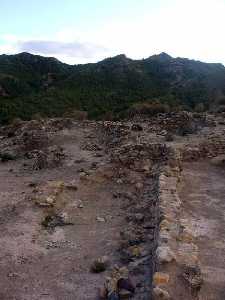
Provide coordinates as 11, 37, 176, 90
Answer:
180, 161, 225, 300
0, 126, 122, 299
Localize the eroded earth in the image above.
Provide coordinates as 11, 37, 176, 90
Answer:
0, 112, 225, 299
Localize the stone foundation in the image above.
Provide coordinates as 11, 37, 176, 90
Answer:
153, 150, 203, 299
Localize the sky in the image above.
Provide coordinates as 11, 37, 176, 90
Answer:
0, 0, 225, 65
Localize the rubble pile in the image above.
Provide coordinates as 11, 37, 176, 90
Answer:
181, 134, 225, 161
112, 143, 170, 167
100, 121, 130, 149
134, 111, 205, 134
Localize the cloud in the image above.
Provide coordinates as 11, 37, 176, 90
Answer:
0, 0, 225, 65
17, 40, 109, 59
0, 34, 111, 64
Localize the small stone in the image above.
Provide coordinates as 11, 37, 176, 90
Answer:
35, 196, 55, 207
129, 245, 141, 257
131, 124, 143, 131
90, 256, 110, 273
65, 180, 78, 190
178, 230, 194, 243
80, 172, 87, 179
143, 164, 151, 172
153, 272, 170, 286
97, 216, 106, 222
41, 214, 73, 228
119, 289, 133, 298
113, 192, 119, 198
159, 219, 171, 230
165, 133, 174, 142
117, 277, 135, 294
129, 257, 149, 274
46, 196, 55, 205
28, 181, 37, 187
134, 213, 144, 223
153, 287, 170, 299
156, 246, 175, 263
143, 222, 155, 229
49, 180, 64, 189
158, 230, 171, 244
60, 212, 69, 223
135, 182, 143, 190
117, 179, 123, 184
77, 200, 84, 208
160, 130, 168, 136
124, 192, 134, 200
7, 272, 19, 278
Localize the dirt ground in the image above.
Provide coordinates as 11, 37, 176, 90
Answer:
180, 161, 225, 300
0, 123, 157, 300
1, 114, 225, 300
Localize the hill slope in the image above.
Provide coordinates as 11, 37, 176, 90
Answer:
0, 52, 225, 123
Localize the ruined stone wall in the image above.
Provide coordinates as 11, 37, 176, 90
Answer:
153, 150, 203, 300
181, 136, 225, 161
112, 143, 170, 168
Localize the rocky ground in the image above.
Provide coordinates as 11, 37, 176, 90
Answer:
0, 112, 224, 300
180, 161, 225, 300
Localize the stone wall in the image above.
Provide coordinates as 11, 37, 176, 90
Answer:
152, 150, 203, 299
112, 143, 170, 167
181, 136, 225, 161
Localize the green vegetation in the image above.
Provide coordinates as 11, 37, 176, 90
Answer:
0, 52, 225, 124
0, 152, 17, 162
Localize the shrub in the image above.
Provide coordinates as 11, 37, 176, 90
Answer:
0, 152, 16, 162
11, 117, 23, 126
31, 113, 43, 121
63, 110, 88, 120
128, 101, 170, 117
194, 103, 205, 113
101, 111, 114, 121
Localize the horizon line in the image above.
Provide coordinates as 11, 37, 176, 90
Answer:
0, 51, 224, 67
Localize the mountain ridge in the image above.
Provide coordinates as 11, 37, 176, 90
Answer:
0, 52, 225, 123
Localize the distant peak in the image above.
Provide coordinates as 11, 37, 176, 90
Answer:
100, 54, 131, 64
113, 54, 128, 59
148, 52, 173, 62
15, 52, 61, 64
17, 52, 36, 57
159, 52, 172, 58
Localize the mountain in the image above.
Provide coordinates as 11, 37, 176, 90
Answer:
0, 52, 225, 123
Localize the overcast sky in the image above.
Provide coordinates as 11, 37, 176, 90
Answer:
0, 0, 225, 65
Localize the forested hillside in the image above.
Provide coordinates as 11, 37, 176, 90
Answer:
0, 52, 225, 123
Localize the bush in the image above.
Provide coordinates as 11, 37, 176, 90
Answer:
0, 152, 16, 162
31, 113, 43, 121
128, 101, 170, 117
194, 103, 205, 113
11, 117, 23, 126
101, 111, 114, 121
63, 110, 88, 120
